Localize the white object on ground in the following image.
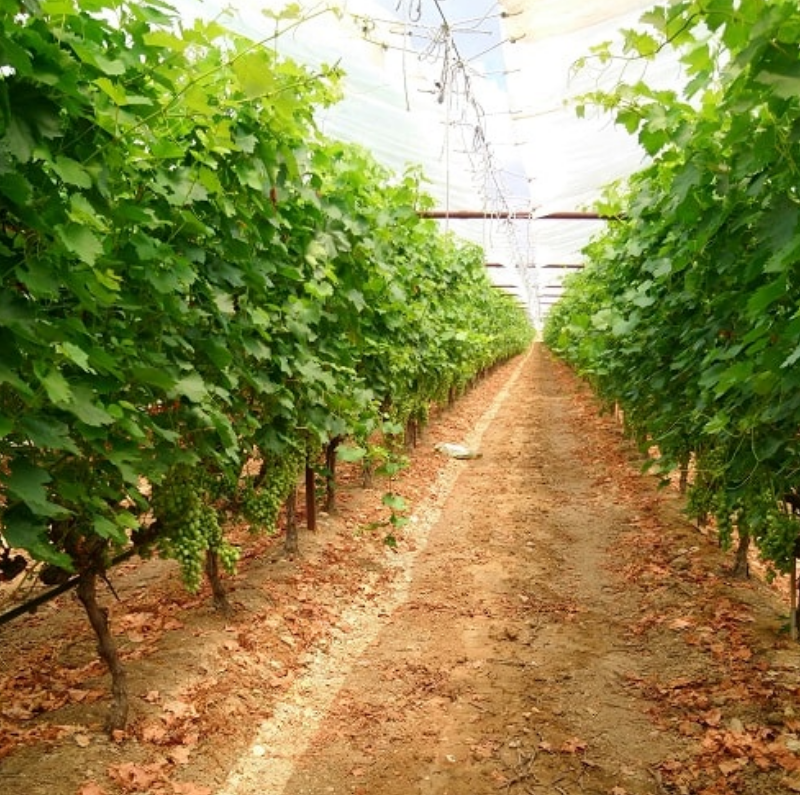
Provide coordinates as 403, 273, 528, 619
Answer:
434, 442, 483, 460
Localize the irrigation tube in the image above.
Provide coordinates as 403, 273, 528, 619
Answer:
0, 547, 138, 629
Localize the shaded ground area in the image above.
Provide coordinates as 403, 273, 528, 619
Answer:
3, 345, 800, 795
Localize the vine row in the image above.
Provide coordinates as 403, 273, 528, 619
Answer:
0, 0, 533, 731
545, 1, 800, 610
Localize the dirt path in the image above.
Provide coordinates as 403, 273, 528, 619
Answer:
3, 344, 800, 795
218, 342, 680, 795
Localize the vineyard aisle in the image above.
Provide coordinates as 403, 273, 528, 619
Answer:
221, 344, 800, 795
4, 344, 800, 795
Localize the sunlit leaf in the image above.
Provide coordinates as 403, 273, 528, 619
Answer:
56, 224, 103, 265
52, 155, 92, 188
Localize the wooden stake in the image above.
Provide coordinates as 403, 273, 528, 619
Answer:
324, 438, 339, 513
791, 556, 798, 642
305, 463, 317, 533
284, 487, 299, 557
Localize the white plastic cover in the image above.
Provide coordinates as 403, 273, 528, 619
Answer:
178, 0, 672, 321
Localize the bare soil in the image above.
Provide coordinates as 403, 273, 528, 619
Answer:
3, 344, 800, 795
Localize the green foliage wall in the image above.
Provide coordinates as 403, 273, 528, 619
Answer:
0, 0, 533, 580
545, 0, 800, 572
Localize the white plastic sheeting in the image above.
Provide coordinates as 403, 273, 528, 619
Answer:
178, 0, 671, 322
499, 0, 682, 319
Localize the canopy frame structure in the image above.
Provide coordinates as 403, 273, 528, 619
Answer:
179, 0, 659, 323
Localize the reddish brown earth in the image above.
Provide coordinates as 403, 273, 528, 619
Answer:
3, 344, 800, 795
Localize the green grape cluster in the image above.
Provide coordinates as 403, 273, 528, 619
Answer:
242, 483, 283, 533
242, 444, 305, 533
686, 482, 715, 525
151, 465, 239, 591
216, 538, 241, 574
753, 503, 800, 574
283, 442, 306, 474
151, 465, 200, 524
203, 503, 240, 574
198, 466, 238, 504
711, 491, 735, 546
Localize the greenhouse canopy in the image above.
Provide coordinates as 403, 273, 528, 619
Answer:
178, 0, 676, 323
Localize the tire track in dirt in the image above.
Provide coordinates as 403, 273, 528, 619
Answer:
222, 344, 680, 795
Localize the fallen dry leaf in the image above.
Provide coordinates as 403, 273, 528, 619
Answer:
78, 783, 107, 795
140, 721, 168, 743
560, 736, 588, 754
732, 645, 753, 661
169, 745, 192, 766
108, 760, 166, 792
718, 758, 746, 776
110, 729, 127, 744
470, 741, 496, 760
162, 700, 198, 724
2, 704, 35, 720
702, 708, 723, 727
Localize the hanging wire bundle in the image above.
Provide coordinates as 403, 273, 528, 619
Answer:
357, 0, 537, 318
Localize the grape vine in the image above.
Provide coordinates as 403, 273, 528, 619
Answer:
0, 0, 533, 730
545, 0, 800, 581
